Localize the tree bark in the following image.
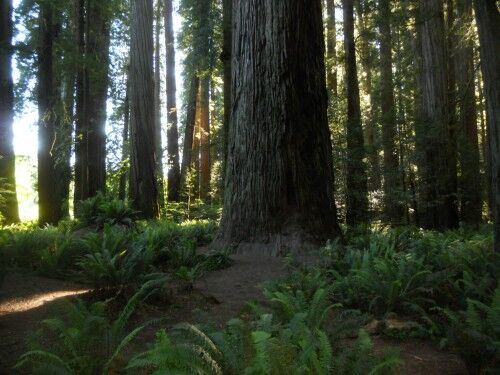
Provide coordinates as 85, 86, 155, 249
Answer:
417, 0, 458, 230
37, 3, 68, 225
0, 0, 19, 224
221, 0, 232, 186
379, 0, 404, 224
129, 0, 159, 219
326, 0, 337, 96
217, 0, 342, 254
74, 0, 110, 207
199, 77, 210, 201
118, 73, 130, 201
180, 75, 199, 195
474, 0, 500, 249
164, 0, 181, 202
344, 0, 368, 226
356, 0, 381, 193
154, 0, 164, 208
456, 0, 482, 224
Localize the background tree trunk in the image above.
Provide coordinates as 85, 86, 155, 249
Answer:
474, 0, 500, 249
379, 0, 404, 224
326, 0, 337, 96
417, 0, 458, 230
199, 78, 210, 201
129, 0, 159, 219
180, 75, 199, 195
164, 0, 181, 202
221, 0, 232, 185
456, 0, 482, 224
217, 0, 342, 254
154, 0, 164, 207
118, 74, 130, 201
344, 0, 368, 226
37, 3, 68, 225
0, 0, 19, 224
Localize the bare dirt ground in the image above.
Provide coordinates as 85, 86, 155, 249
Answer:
0, 254, 467, 374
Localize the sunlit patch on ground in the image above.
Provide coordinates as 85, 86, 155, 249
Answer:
0, 289, 89, 316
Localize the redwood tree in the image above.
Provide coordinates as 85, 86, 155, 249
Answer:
343, 0, 368, 226
0, 0, 19, 223
164, 0, 181, 202
417, 0, 458, 230
474, 0, 500, 249
129, 0, 159, 218
217, 0, 342, 254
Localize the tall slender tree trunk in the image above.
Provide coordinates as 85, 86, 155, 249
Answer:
118, 74, 130, 201
356, 0, 381, 192
456, 0, 482, 224
180, 75, 199, 195
379, 0, 404, 224
217, 0, 342, 254
74, 0, 110, 208
326, 0, 337, 97
85, 0, 109, 197
221, 0, 232, 185
154, 0, 164, 207
164, 0, 181, 202
474, 0, 500, 249
417, 0, 458, 230
74, 0, 86, 208
344, 0, 368, 226
37, 3, 67, 225
129, 0, 159, 219
0, 0, 19, 223
477, 70, 492, 219
199, 78, 210, 201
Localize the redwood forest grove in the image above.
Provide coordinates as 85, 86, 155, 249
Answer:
0, 0, 499, 374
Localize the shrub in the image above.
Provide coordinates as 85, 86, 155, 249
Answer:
16, 284, 157, 374
76, 193, 138, 229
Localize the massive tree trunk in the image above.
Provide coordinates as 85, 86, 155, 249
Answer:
74, 0, 86, 208
326, 0, 337, 96
0, 0, 19, 224
221, 0, 232, 185
129, 0, 159, 219
154, 0, 164, 207
199, 78, 210, 201
74, 0, 110, 207
456, 0, 481, 224
379, 0, 404, 224
180, 75, 199, 195
344, 0, 368, 226
37, 3, 68, 225
474, 0, 500, 249
164, 0, 181, 202
417, 0, 458, 230
217, 0, 342, 254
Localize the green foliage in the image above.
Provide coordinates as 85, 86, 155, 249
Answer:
16, 283, 156, 374
76, 193, 139, 229
441, 286, 500, 374
76, 226, 153, 291
162, 201, 222, 223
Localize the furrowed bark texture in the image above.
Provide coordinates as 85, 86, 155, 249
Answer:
129, 0, 159, 219
217, 0, 342, 254
474, 0, 500, 249
154, 0, 164, 207
456, 0, 481, 224
221, 0, 232, 185
417, 0, 458, 230
379, 0, 404, 224
37, 4, 69, 225
199, 78, 210, 201
0, 0, 19, 223
344, 0, 368, 226
164, 0, 181, 202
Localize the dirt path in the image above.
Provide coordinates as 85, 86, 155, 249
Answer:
0, 273, 89, 373
0, 256, 467, 375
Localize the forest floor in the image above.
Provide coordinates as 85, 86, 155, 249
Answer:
0, 253, 467, 374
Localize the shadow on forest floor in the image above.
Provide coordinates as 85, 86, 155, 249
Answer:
0, 255, 467, 375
